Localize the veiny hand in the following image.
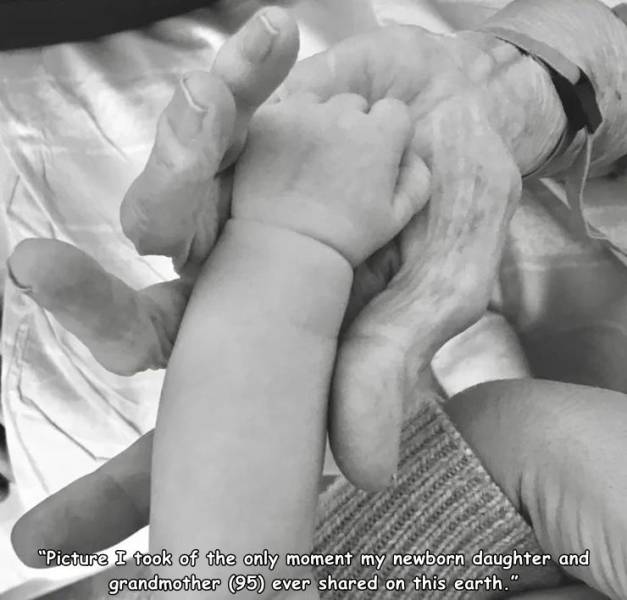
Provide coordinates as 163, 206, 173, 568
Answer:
232, 93, 429, 266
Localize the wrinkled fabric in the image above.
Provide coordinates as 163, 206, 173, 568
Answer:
0, 12, 226, 510
0, 11, 230, 593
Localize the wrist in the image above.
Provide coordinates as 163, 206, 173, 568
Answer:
477, 0, 627, 172
199, 218, 353, 339
455, 30, 570, 176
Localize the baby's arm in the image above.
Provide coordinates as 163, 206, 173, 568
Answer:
150, 93, 428, 597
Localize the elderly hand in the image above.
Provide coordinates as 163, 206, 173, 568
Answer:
7, 6, 564, 489
7, 6, 300, 376
8, 6, 627, 600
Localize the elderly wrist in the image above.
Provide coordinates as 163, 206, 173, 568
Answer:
455, 30, 569, 176
479, 0, 627, 172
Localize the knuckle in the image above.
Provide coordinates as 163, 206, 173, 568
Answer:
374, 97, 403, 112
335, 109, 365, 134
151, 128, 217, 181
152, 120, 189, 173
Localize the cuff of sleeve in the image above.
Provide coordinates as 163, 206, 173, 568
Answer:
314, 392, 567, 598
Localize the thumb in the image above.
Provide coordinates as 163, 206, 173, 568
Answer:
120, 7, 299, 270
7, 239, 189, 375
12, 431, 152, 566
271, 27, 377, 103
215, 6, 300, 168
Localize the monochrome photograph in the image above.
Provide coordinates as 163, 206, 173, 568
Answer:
0, 0, 626, 598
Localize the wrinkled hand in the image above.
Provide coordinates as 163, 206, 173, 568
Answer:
7, 6, 300, 376
8, 15, 555, 489
7, 10, 625, 600
9, 2, 565, 556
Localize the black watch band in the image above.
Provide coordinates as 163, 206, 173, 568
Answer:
480, 25, 603, 136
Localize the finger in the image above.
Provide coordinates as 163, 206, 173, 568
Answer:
214, 6, 300, 166
368, 97, 410, 127
510, 586, 609, 600
120, 72, 236, 269
324, 93, 368, 112
368, 98, 413, 168
369, 98, 431, 223
121, 8, 299, 270
12, 431, 153, 567
275, 31, 376, 102
393, 144, 431, 225
7, 239, 190, 375
330, 103, 521, 491
446, 380, 627, 600
344, 240, 403, 328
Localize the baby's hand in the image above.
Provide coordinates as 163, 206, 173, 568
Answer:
232, 93, 430, 266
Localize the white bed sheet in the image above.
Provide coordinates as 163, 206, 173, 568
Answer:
0, 0, 623, 594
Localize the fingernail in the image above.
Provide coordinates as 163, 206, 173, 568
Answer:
176, 74, 216, 140
181, 73, 212, 112
241, 8, 283, 62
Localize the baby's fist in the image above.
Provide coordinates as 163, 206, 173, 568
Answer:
232, 94, 430, 266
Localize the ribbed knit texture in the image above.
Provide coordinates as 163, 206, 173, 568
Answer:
313, 393, 567, 598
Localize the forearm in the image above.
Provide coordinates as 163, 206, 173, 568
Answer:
316, 393, 567, 598
150, 219, 352, 594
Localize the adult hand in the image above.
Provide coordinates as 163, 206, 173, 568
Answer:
7, 5, 300, 376
445, 379, 627, 600
277, 25, 563, 490
8, 11, 626, 600
8, 14, 564, 489
12, 379, 625, 600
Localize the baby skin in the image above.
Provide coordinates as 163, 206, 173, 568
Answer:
150, 91, 429, 597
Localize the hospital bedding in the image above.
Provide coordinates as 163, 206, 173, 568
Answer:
0, 0, 625, 593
